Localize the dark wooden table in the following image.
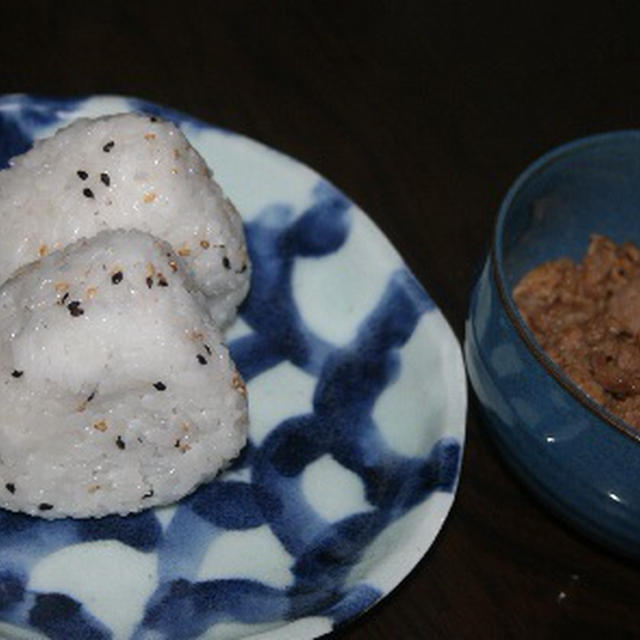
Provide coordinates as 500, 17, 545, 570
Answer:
0, 2, 639, 638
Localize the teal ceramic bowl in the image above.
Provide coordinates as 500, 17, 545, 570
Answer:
466, 131, 640, 557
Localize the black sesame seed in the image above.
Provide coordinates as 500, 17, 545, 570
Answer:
100, 172, 110, 187
142, 488, 154, 499
38, 503, 53, 511
174, 439, 181, 448
197, 354, 207, 365
222, 256, 231, 269
157, 275, 168, 287
103, 141, 115, 152
116, 436, 125, 450
87, 391, 96, 402
149, 116, 158, 122
77, 170, 88, 180
61, 292, 69, 304
204, 344, 211, 355
83, 188, 94, 199
11, 370, 23, 378
5, 483, 15, 494
153, 381, 166, 391
238, 263, 247, 274
111, 271, 123, 285
67, 301, 84, 317
146, 276, 153, 289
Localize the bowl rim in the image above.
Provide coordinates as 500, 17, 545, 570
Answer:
492, 129, 640, 445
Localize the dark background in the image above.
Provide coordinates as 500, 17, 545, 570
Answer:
1, 2, 639, 638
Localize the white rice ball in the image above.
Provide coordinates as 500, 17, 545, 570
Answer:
0, 113, 250, 328
0, 229, 248, 519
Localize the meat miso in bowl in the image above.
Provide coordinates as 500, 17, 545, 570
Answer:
514, 234, 640, 431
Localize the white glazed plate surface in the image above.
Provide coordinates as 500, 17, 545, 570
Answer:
0, 95, 466, 640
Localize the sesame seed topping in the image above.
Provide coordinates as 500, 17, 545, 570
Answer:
11, 370, 23, 378
149, 116, 158, 122
142, 488, 154, 499
197, 354, 207, 365
111, 271, 123, 285
143, 192, 156, 204
146, 276, 153, 289
5, 483, 15, 494
38, 503, 53, 511
103, 141, 115, 152
178, 245, 191, 257
38, 244, 49, 257
204, 344, 211, 355
168, 260, 178, 272
87, 391, 96, 402
100, 172, 110, 186
77, 170, 88, 180
200, 240, 210, 249
67, 300, 84, 317
116, 436, 125, 450
144, 133, 156, 141
83, 188, 94, 199
157, 274, 168, 287
93, 420, 107, 432
174, 439, 181, 448
54, 282, 69, 293
153, 381, 166, 391
60, 291, 70, 305
232, 371, 247, 395
222, 256, 231, 269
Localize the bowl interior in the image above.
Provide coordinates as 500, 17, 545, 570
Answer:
496, 131, 640, 291
493, 131, 640, 442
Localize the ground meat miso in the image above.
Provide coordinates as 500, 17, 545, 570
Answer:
513, 234, 640, 429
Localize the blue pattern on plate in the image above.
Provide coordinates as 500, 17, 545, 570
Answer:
30, 593, 110, 640
0, 96, 463, 639
0, 95, 83, 167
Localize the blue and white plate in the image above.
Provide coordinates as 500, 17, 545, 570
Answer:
0, 95, 466, 640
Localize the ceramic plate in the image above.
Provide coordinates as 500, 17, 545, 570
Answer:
0, 95, 466, 640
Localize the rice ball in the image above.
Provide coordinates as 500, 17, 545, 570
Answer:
0, 113, 250, 328
0, 229, 248, 519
